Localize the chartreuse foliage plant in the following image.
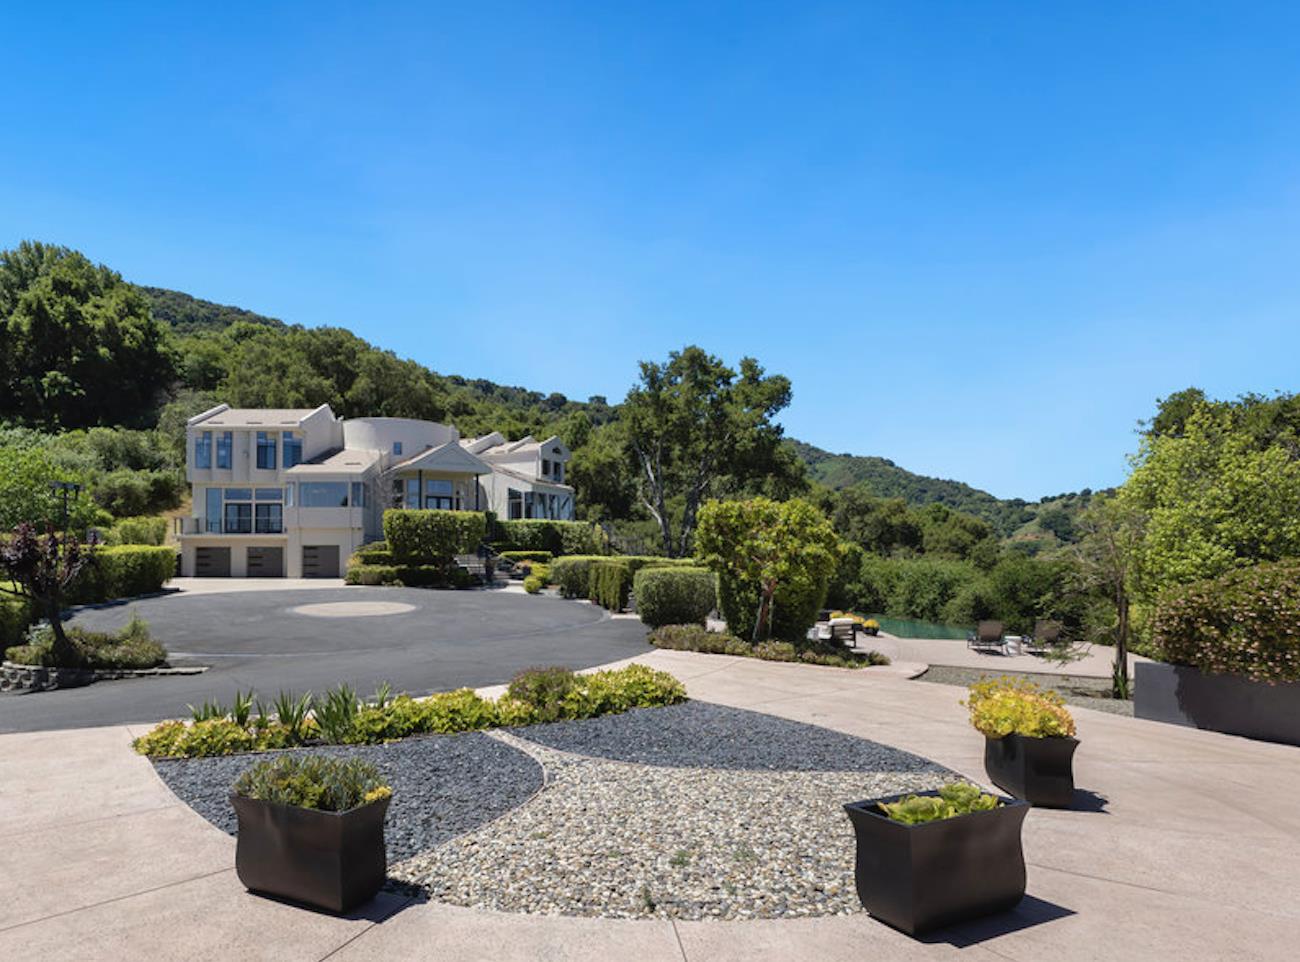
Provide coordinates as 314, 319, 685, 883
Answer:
877, 782, 1001, 825
133, 664, 686, 758
233, 756, 391, 812
964, 676, 1076, 739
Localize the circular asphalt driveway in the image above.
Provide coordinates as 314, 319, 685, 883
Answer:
0, 587, 650, 733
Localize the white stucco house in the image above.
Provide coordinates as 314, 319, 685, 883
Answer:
178, 404, 575, 577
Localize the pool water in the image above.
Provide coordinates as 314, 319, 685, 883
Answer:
869, 615, 971, 640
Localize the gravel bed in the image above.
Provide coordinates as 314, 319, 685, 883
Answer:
914, 664, 1136, 716
151, 731, 543, 862
390, 704, 954, 919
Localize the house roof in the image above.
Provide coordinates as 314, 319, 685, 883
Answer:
465, 433, 567, 459
391, 440, 492, 475
285, 448, 381, 476
490, 465, 574, 491
192, 406, 326, 428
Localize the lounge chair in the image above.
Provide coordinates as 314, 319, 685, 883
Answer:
966, 620, 1007, 654
828, 617, 858, 647
1024, 620, 1062, 655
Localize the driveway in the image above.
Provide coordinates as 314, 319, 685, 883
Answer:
0, 587, 649, 733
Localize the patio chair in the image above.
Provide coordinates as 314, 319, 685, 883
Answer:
966, 620, 1007, 654
1025, 620, 1062, 655
828, 617, 858, 648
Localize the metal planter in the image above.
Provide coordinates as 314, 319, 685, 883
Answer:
843, 790, 1029, 935
230, 793, 390, 913
983, 733, 1078, 807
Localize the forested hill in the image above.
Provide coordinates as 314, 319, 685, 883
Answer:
790, 440, 1037, 535
139, 286, 284, 334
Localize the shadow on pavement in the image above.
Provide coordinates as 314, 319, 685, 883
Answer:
919, 894, 1076, 947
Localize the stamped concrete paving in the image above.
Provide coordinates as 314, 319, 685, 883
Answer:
2, 650, 1298, 961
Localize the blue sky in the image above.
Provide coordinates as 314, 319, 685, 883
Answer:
4, 2, 1300, 500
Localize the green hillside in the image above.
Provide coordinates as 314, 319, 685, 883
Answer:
139, 286, 284, 334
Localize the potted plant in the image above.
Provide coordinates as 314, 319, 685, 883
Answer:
843, 781, 1028, 935
230, 755, 392, 913
965, 676, 1078, 807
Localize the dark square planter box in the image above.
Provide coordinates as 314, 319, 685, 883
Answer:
231, 793, 390, 914
1134, 661, 1300, 747
983, 733, 1078, 807
843, 790, 1029, 935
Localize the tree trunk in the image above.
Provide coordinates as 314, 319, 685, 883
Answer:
45, 598, 80, 668
751, 583, 775, 644
1113, 589, 1130, 700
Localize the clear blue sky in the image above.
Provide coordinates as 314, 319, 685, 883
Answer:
5, 2, 1300, 500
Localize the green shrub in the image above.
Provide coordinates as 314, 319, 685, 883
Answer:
717, 571, 828, 644
495, 520, 608, 556
501, 550, 553, 564
508, 666, 580, 722
233, 756, 391, 812
344, 564, 402, 586
0, 591, 34, 649
589, 559, 631, 610
634, 566, 716, 628
353, 541, 394, 565
383, 510, 486, 563
551, 555, 602, 598
646, 623, 890, 669
5, 613, 167, 669
964, 676, 1077, 738
523, 563, 550, 594
877, 782, 1001, 825
71, 545, 176, 602
418, 687, 500, 732
106, 516, 168, 546
1151, 560, 1300, 683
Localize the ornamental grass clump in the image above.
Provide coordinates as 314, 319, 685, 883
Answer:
232, 756, 391, 812
964, 676, 1076, 739
877, 782, 1001, 825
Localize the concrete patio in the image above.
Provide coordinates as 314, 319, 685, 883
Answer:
2, 650, 1297, 960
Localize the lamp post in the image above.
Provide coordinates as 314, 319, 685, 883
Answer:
48, 480, 81, 535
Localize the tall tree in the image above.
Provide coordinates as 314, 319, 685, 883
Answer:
622, 346, 795, 556
1073, 495, 1145, 699
0, 241, 175, 428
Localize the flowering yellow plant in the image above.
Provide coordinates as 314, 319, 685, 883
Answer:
830, 611, 879, 629
964, 676, 1076, 739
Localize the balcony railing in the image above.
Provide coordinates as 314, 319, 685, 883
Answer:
173, 517, 284, 536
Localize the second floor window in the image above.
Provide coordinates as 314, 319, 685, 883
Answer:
195, 432, 212, 469
393, 441, 403, 456
299, 482, 349, 507
351, 482, 367, 508
254, 503, 283, 534
256, 432, 277, 470
224, 502, 252, 534
216, 432, 232, 469
283, 433, 302, 468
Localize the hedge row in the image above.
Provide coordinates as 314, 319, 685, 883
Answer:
344, 563, 476, 589
1151, 560, 1300, 683
352, 541, 394, 565
500, 550, 553, 564
549, 555, 699, 610
493, 520, 608, 556
103, 516, 168, 546
384, 510, 485, 563
634, 567, 716, 628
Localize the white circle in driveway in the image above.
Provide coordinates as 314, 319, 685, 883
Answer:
290, 601, 418, 618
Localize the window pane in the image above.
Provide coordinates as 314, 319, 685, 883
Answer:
224, 488, 252, 501
351, 482, 366, 508
224, 502, 252, 533
425, 479, 452, 495
299, 482, 349, 507
282, 432, 302, 468
205, 488, 222, 533
255, 488, 283, 501
255, 503, 283, 533
216, 432, 232, 469
256, 432, 277, 470
195, 432, 212, 469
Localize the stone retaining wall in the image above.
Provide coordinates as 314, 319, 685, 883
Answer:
0, 660, 207, 693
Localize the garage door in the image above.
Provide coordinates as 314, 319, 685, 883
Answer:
302, 545, 340, 578
246, 547, 284, 578
195, 547, 231, 577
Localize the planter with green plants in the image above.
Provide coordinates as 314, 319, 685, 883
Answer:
965, 676, 1078, 807
843, 781, 1028, 935
230, 755, 392, 913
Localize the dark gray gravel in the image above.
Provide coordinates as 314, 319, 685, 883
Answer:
512, 701, 949, 773
914, 664, 1136, 717
151, 731, 543, 862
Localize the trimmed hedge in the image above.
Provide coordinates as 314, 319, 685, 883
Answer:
494, 520, 608, 556
523, 563, 550, 594
590, 559, 631, 611
105, 516, 168, 546
550, 555, 699, 609
1151, 560, 1300, 683
384, 510, 486, 563
634, 567, 716, 628
500, 550, 553, 564
352, 541, 395, 565
717, 571, 828, 644
73, 545, 176, 602
1, 591, 34, 649
345, 563, 475, 589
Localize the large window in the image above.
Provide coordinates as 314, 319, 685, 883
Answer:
254, 503, 283, 534
299, 482, 349, 507
216, 432, 232, 469
205, 488, 222, 533
224, 502, 252, 534
393, 441, 403, 456
195, 431, 212, 469
283, 433, 302, 468
507, 488, 524, 520
256, 432, 277, 470
422, 478, 454, 510
351, 482, 367, 509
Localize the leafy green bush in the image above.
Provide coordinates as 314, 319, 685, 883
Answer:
716, 572, 828, 644
495, 520, 607, 556
383, 509, 486, 563
523, 562, 550, 594
551, 555, 603, 598
345, 562, 475, 588
133, 664, 686, 756
105, 516, 168, 546
353, 541, 394, 565
646, 623, 890, 668
634, 566, 716, 628
0, 591, 34, 649
344, 564, 402, 586
501, 550, 553, 564
72, 545, 176, 601
647, 623, 753, 656
964, 676, 1077, 738
233, 756, 391, 812
589, 559, 631, 610
877, 782, 1001, 825
5, 614, 167, 669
